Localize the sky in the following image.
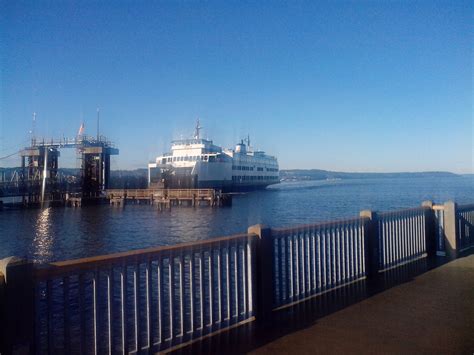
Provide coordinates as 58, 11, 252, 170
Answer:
0, 1, 472, 173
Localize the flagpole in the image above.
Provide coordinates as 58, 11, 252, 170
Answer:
97, 107, 100, 141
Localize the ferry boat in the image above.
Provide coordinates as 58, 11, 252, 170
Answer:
148, 121, 279, 191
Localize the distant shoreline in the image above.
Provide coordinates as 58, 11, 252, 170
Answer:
1, 166, 471, 183
279, 169, 472, 181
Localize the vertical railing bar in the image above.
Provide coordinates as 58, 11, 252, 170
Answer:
421, 211, 426, 252
360, 221, 366, 276
321, 228, 326, 290
179, 255, 184, 337
277, 235, 284, 304
295, 233, 300, 297
246, 238, 253, 315
199, 252, 204, 330
403, 213, 408, 260
392, 217, 397, 265
226, 243, 230, 321
146, 261, 152, 349
349, 222, 354, 280
120, 266, 127, 355
288, 236, 293, 299
108, 268, 114, 355
189, 252, 195, 334
331, 226, 336, 287
341, 225, 346, 283
415, 212, 421, 255
410, 212, 415, 257
157, 259, 162, 345
47, 279, 53, 354
339, 225, 344, 283
93, 271, 98, 355
79, 273, 86, 354
233, 241, 238, 319
311, 231, 316, 292
393, 215, 397, 264
300, 232, 305, 296
413, 212, 418, 256
345, 224, 350, 282
382, 219, 387, 268
307, 231, 311, 292
63, 275, 71, 354
242, 241, 247, 316
169, 255, 174, 341
316, 229, 322, 291
208, 250, 213, 326
133, 265, 139, 351
217, 247, 222, 323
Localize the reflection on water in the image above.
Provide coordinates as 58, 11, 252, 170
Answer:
33, 208, 53, 263
0, 176, 472, 262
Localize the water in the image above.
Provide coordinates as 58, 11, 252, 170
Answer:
1, 176, 472, 263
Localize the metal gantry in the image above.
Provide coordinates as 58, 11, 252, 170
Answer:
1, 135, 119, 202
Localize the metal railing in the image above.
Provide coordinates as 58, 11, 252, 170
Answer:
1, 200, 473, 353
457, 204, 474, 252
377, 207, 427, 271
270, 218, 367, 309
31, 233, 257, 354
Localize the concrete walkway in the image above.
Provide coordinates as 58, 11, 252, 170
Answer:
252, 255, 474, 355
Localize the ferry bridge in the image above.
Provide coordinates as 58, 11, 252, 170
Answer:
0, 135, 118, 204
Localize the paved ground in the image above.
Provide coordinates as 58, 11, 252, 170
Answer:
252, 254, 474, 355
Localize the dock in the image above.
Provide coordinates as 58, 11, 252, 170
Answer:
106, 188, 232, 208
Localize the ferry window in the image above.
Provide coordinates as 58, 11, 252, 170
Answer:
209, 156, 215, 162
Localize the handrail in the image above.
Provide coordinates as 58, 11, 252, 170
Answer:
377, 206, 427, 217
271, 216, 367, 234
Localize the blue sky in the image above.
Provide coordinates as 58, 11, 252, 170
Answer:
1, 1, 472, 172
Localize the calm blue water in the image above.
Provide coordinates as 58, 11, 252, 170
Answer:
1, 176, 472, 263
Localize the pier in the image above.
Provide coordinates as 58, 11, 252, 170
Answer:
106, 188, 232, 208
0, 200, 472, 353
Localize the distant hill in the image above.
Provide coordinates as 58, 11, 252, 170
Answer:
279, 169, 460, 181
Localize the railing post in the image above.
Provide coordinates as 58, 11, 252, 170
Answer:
248, 224, 274, 321
0, 257, 36, 354
360, 210, 379, 277
0, 268, 6, 353
443, 201, 458, 259
422, 201, 436, 257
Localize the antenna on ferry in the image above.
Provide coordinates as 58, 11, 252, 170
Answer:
247, 134, 250, 147
194, 118, 202, 139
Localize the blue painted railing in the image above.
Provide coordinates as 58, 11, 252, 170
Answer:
1, 200, 472, 353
